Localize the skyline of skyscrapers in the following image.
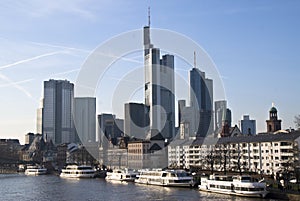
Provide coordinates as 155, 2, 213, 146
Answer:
38, 18, 226, 145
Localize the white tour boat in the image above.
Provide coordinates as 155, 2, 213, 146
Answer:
25, 165, 47, 175
199, 174, 268, 198
106, 169, 138, 182
60, 165, 95, 178
135, 169, 194, 187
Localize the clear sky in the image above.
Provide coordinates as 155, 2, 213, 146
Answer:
0, 0, 299, 144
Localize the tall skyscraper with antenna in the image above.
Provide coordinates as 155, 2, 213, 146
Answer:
144, 8, 175, 140
189, 52, 214, 137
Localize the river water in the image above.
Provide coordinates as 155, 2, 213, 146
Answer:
0, 174, 279, 201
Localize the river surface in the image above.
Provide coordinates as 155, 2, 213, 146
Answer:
0, 174, 279, 201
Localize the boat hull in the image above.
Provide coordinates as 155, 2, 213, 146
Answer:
136, 180, 193, 187
199, 175, 268, 198
60, 165, 95, 179
60, 173, 95, 178
25, 168, 47, 176
199, 187, 268, 198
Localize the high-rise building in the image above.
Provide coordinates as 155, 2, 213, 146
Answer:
124, 103, 149, 138
240, 115, 256, 135
98, 114, 123, 146
42, 79, 74, 144
189, 68, 213, 137
215, 100, 227, 133
177, 100, 196, 139
266, 104, 282, 133
74, 97, 96, 143
226, 108, 232, 128
36, 99, 43, 134
143, 23, 175, 140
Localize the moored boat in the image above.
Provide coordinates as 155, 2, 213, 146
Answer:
60, 165, 95, 178
25, 165, 47, 175
199, 174, 268, 198
106, 169, 138, 182
135, 169, 194, 187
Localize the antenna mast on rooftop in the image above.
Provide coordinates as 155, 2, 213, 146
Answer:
148, 7, 151, 27
194, 51, 197, 68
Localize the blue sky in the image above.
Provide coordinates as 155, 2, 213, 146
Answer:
0, 0, 299, 143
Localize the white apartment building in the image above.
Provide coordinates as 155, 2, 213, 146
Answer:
168, 131, 300, 175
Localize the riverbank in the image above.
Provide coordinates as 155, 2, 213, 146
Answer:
0, 167, 19, 174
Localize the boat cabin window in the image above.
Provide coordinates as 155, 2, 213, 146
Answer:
241, 176, 251, 181
176, 172, 189, 177
162, 173, 167, 177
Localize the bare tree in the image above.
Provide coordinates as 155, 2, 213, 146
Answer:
294, 115, 300, 129
205, 148, 216, 174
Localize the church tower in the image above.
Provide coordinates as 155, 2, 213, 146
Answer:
266, 104, 282, 133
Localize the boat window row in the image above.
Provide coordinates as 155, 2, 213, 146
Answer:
62, 171, 94, 174
235, 187, 265, 191
210, 184, 231, 190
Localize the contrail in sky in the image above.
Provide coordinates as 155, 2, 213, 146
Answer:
0, 51, 65, 70
0, 78, 33, 88
31, 41, 143, 64
0, 73, 33, 98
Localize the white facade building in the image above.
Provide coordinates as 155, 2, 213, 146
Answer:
168, 131, 300, 176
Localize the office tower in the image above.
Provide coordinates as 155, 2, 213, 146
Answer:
36, 99, 43, 134
143, 22, 175, 140
178, 100, 186, 126
74, 97, 96, 143
266, 104, 282, 132
160, 54, 175, 140
215, 100, 227, 133
177, 100, 196, 139
42, 79, 74, 144
98, 114, 123, 146
226, 108, 232, 127
240, 115, 256, 135
124, 103, 149, 137
189, 68, 213, 137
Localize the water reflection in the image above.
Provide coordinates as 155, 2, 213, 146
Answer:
0, 174, 275, 201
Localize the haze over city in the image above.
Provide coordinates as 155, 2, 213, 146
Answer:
0, 0, 299, 143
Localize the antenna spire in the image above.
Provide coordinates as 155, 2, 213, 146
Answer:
148, 6, 151, 27
194, 51, 196, 68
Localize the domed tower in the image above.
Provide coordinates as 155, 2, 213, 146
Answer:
266, 103, 282, 133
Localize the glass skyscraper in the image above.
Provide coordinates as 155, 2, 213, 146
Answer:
42, 79, 74, 144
